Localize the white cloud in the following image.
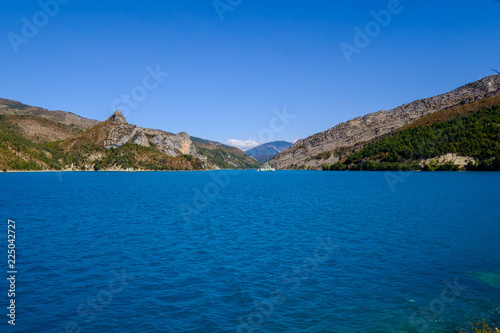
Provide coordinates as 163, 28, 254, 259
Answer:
225, 139, 260, 151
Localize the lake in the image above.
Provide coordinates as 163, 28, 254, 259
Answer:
1, 171, 499, 332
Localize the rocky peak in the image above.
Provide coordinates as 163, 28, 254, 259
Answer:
106, 110, 127, 124
177, 131, 190, 140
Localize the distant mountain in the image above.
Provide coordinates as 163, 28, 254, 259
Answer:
270, 75, 500, 170
245, 141, 293, 163
190, 136, 260, 169
0, 100, 260, 171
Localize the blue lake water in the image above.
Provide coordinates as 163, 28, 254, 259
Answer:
0, 171, 499, 333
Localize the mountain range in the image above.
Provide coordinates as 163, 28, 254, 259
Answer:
1, 75, 499, 172
245, 141, 293, 163
0, 99, 259, 171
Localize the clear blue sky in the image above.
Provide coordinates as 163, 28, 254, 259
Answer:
1, 0, 499, 149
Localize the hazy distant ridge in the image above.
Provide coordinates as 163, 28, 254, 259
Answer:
245, 141, 293, 163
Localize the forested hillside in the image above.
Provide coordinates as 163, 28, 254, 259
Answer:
323, 105, 500, 171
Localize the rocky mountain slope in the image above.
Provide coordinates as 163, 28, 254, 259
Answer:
0, 98, 100, 129
270, 75, 500, 169
0, 115, 82, 143
0, 111, 206, 171
0, 101, 260, 170
245, 141, 293, 163
63, 110, 201, 158
323, 95, 500, 171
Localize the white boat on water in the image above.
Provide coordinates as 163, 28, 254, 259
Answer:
258, 161, 276, 172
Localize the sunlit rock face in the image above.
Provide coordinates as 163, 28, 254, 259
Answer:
271, 75, 500, 169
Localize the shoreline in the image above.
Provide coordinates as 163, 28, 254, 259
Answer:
1, 169, 498, 173
0, 169, 256, 173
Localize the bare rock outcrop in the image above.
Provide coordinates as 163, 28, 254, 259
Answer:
106, 109, 127, 125
131, 132, 149, 147
150, 131, 198, 156
270, 75, 500, 169
71, 110, 205, 163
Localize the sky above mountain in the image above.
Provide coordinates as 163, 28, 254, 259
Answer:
1, 0, 499, 150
